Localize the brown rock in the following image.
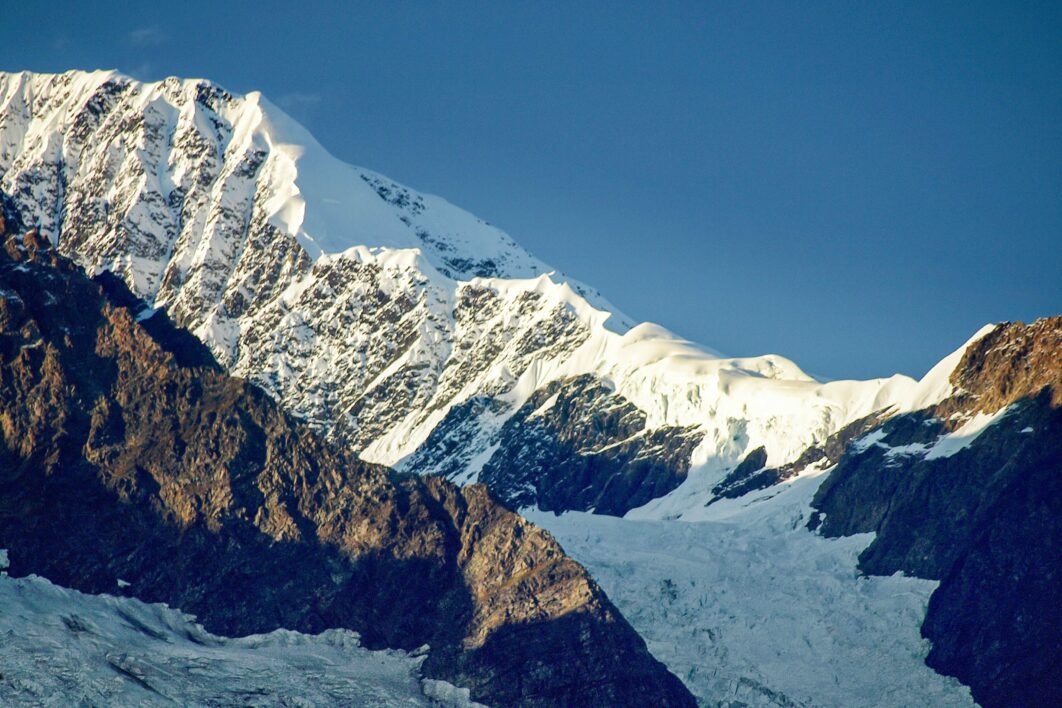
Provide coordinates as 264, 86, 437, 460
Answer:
0, 213, 694, 707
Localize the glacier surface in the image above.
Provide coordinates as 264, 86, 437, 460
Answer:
0, 563, 481, 707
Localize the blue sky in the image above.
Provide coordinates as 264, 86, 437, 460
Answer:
3, 1, 1059, 379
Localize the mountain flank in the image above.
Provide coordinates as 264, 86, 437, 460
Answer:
0, 202, 694, 707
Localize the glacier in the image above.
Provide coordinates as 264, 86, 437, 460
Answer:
526, 471, 975, 706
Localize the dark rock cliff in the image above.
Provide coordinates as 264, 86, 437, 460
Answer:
412, 375, 702, 516
479, 376, 703, 516
0, 207, 695, 707
810, 318, 1062, 707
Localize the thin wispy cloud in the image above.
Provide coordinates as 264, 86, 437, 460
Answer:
276, 91, 323, 119
126, 62, 155, 80
277, 92, 322, 109
128, 25, 167, 47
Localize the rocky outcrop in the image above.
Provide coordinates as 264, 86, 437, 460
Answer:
0, 212, 695, 706
951, 316, 1062, 411
471, 375, 702, 516
709, 413, 887, 504
809, 318, 1062, 707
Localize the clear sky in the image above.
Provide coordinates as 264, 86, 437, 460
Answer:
3, 1, 1059, 379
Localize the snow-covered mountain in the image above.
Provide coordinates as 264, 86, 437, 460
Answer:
0, 219, 694, 707
529, 316, 1061, 707
1, 68, 945, 518
3, 69, 1057, 707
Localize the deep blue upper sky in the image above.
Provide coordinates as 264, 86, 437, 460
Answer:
4, 1, 1059, 379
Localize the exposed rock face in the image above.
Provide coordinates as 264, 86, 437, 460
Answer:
809, 318, 1062, 707
951, 316, 1062, 411
473, 375, 703, 516
0, 212, 695, 706
406, 375, 704, 515
708, 445, 771, 500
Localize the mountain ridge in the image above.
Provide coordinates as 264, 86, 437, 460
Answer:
1, 68, 958, 518
2, 67, 1058, 706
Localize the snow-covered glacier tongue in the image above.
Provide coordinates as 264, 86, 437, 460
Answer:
524, 480, 975, 707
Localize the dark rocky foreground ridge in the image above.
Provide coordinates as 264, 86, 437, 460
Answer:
808, 318, 1062, 707
0, 205, 695, 706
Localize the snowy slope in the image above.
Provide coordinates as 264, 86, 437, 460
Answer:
518, 328, 1005, 705
625, 324, 998, 520
0, 555, 480, 707
0, 69, 950, 510
0, 70, 553, 281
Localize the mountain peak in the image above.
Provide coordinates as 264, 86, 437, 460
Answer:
0, 69, 554, 281
0, 209, 695, 706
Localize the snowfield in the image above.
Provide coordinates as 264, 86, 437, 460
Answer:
0, 560, 482, 707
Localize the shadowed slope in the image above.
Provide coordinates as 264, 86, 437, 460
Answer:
810, 318, 1062, 707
